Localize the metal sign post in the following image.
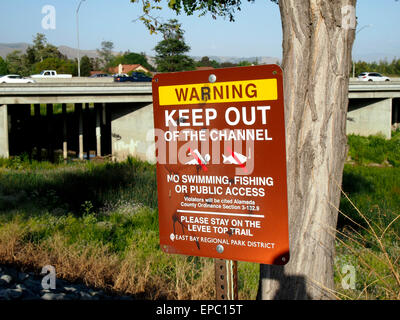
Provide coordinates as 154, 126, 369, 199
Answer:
215, 259, 238, 300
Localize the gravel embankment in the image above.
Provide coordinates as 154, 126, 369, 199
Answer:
0, 264, 133, 301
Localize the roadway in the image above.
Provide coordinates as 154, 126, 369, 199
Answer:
1, 80, 400, 104
0, 82, 153, 104
349, 81, 400, 98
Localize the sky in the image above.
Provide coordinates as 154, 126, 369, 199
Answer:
0, 0, 399, 61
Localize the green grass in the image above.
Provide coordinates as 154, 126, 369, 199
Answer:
0, 156, 159, 257
335, 132, 400, 300
0, 157, 159, 250
347, 130, 400, 167
0, 156, 157, 213
339, 165, 400, 234
30, 103, 85, 116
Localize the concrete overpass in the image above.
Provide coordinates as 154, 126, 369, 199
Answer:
0, 81, 399, 162
348, 82, 400, 138
0, 83, 153, 161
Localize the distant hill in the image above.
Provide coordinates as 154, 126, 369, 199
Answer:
0, 42, 280, 67
0, 42, 30, 58
0, 43, 121, 60
192, 56, 281, 65
58, 45, 123, 60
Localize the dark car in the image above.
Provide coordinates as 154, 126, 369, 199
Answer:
90, 73, 111, 78
113, 72, 152, 82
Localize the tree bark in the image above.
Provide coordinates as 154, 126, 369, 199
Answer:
258, 0, 356, 299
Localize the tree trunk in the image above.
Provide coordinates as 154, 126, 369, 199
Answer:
258, 0, 356, 299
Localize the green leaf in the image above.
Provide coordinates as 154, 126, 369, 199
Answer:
168, 0, 176, 8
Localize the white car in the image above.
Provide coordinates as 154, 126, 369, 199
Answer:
0, 74, 35, 84
357, 72, 390, 82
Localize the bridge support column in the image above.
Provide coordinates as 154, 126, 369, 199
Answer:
62, 104, 68, 161
110, 102, 154, 162
95, 103, 102, 156
347, 98, 392, 139
76, 103, 84, 160
101, 103, 111, 157
84, 103, 90, 160
0, 104, 9, 159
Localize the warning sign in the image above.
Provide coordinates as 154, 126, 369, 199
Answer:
152, 65, 289, 265
158, 79, 278, 105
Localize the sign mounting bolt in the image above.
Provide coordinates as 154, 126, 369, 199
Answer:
209, 74, 217, 83
216, 245, 224, 253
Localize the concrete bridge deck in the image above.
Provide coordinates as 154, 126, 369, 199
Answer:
0, 83, 153, 104
1, 80, 399, 101
349, 81, 400, 98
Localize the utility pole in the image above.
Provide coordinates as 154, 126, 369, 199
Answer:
76, 0, 86, 77
353, 24, 372, 79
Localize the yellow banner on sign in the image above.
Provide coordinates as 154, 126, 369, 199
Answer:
158, 79, 277, 106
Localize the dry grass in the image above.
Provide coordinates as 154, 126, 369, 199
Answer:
114, 254, 215, 300
331, 182, 400, 300
0, 225, 215, 299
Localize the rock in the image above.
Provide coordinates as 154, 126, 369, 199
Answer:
21, 288, 40, 300
0, 279, 8, 287
3, 267, 18, 279
40, 289, 53, 295
0, 264, 130, 301
79, 291, 93, 300
63, 286, 78, 293
15, 284, 27, 291
22, 278, 43, 291
0, 274, 13, 285
41, 292, 67, 301
0, 289, 10, 300
56, 279, 68, 287
0, 288, 23, 300
17, 272, 29, 281
71, 284, 87, 291
21, 294, 39, 301
90, 289, 105, 297
6, 289, 23, 299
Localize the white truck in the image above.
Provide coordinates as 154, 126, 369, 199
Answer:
31, 70, 72, 79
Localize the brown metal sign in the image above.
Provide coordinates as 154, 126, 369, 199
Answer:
152, 65, 289, 265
